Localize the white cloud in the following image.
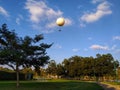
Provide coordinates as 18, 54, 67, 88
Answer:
80, 1, 112, 23
25, 0, 62, 23
91, 0, 105, 4
90, 44, 109, 50
0, 6, 9, 17
45, 21, 56, 28
16, 15, 23, 25
113, 36, 120, 40
64, 18, 72, 26
72, 48, 80, 52
25, 0, 72, 33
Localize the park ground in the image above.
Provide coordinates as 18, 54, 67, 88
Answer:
0, 79, 120, 90
0, 79, 104, 90
98, 82, 120, 90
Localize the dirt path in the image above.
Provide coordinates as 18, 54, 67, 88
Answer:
98, 82, 120, 90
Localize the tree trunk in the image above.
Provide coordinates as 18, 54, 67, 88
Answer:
16, 62, 19, 88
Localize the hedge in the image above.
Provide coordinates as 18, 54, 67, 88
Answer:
0, 71, 26, 80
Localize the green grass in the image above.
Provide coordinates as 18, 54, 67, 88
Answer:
104, 81, 120, 85
0, 80, 104, 90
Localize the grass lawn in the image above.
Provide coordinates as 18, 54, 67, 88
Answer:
104, 81, 120, 85
0, 80, 104, 90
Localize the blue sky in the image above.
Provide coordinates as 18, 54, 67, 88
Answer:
0, 0, 120, 63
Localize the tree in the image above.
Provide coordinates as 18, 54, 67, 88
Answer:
0, 24, 52, 87
82, 57, 95, 78
62, 59, 70, 77
46, 60, 57, 76
62, 56, 84, 78
95, 53, 119, 81
56, 63, 65, 77
56, 54, 119, 81
118, 67, 120, 80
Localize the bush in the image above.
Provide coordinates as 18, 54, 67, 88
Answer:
0, 71, 26, 80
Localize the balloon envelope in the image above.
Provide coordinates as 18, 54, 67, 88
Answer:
56, 18, 65, 26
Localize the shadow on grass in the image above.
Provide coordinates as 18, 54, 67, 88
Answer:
0, 80, 104, 90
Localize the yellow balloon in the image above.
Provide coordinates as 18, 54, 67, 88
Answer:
56, 17, 65, 26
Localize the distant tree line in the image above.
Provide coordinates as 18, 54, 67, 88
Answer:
46, 53, 119, 81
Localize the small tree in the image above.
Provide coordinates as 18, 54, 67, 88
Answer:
0, 24, 52, 87
46, 60, 57, 76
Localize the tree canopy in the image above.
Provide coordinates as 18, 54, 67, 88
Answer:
0, 24, 52, 87
46, 54, 119, 81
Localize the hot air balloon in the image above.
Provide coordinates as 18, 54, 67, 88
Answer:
56, 17, 65, 31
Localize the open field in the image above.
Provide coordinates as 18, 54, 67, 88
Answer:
0, 80, 104, 90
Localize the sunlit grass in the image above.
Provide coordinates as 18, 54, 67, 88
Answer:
104, 81, 120, 85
